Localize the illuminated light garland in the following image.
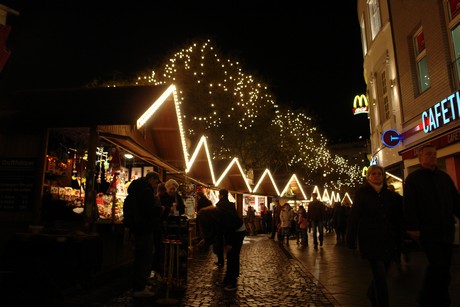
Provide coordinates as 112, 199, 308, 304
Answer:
280, 174, 308, 200
215, 157, 253, 192
185, 135, 217, 185
130, 39, 363, 193
252, 169, 281, 196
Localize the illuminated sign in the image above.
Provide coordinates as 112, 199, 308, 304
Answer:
382, 129, 401, 148
401, 127, 460, 160
422, 91, 460, 133
352, 94, 369, 115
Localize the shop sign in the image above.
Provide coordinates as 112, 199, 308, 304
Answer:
422, 91, 460, 133
352, 94, 369, 115
401, 127, 460, 160
0, 159, 35, 211
382, 130, 401, 148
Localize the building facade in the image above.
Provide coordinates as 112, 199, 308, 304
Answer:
358, 0, 460, 191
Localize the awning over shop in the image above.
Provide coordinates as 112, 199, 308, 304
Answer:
10, 85, 172, 127
214, 158, 252, 193
184, 136, 216, 187
280, 174, 307, 200
252, 169, 281, 197
6, 85, 189, 174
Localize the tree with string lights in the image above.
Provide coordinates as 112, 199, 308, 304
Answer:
98, 39, 364, 192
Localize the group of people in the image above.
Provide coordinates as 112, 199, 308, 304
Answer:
126, 144, 460, 306
196, 189, 246, 291
270, 192, 342, 249
267, 144, 460, 307
347, 144, 460, 307
124, 172, 186, 298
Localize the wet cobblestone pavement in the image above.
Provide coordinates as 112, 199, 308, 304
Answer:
107, 235, 339, 306
15, 231, 457, 306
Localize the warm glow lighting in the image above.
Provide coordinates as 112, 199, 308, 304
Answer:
252, 169, 281, 196
131, 39, 364, 195
311, 185, 321, 200
280, 174, 307, 200
342, 192, 353, 205
322, 189, 331, 205
385, 171, 402, 182
124, 153, 134, 159
137, 84, 176, 129
185, 135, 217, 184
136, 84, 189, 164
215, 157, 252, 192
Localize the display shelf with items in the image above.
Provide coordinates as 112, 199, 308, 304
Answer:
43, 130, 159, 226
43, 153, 86, 219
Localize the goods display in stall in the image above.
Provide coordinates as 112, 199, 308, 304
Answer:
42, 137, 151, 224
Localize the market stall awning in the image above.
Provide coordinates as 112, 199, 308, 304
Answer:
6, 85, 189, 172
252, 169, 281, 197
214, 158, 252, 193
10, 85, 172, 127
185, 136, 216, 186
280, 174, 307, 200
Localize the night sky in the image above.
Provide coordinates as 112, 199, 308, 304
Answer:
0, 1, 370, 142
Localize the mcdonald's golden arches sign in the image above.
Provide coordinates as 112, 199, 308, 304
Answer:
352, 94, 369, 115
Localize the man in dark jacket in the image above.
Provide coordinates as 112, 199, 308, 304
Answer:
346, 165, 403, 307
404, 144, 460, 307
197, 189, 246, 291
212, 189, 235, 267
126, 172, 163, 298
308, 192, 326, 248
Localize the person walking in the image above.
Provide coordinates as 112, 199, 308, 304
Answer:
308, 193, 326, 248
196, 191, 212, 212
213, 189, 235, 267
279, 203, 293, 245
270, 199, 282, 240
297, 205, 309, 246
346, 165, 403, 307
259, 203, 268, 234
196, 193, 246, 291
246, 205, 256, 236
125, 172, 163, 298
404, 144, 460, 307
332, 201, 348, 244
195, 191, 212, 242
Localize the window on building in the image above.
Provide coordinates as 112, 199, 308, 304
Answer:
447, 1, 460, 88
414, 29, 431, 92
368, 0, 381, 40
379, 69, 390, 122
360, 14, 368, 56
451, 24, 460, 88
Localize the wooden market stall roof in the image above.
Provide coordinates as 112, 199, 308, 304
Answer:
7, 85, 188, 174
279, 174, 308, 200
2, 85, 350, 199
251, 169, 281, 197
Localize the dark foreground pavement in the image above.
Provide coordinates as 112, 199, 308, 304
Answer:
4, 231, 459, 306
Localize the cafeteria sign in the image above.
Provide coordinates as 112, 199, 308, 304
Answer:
422, 90, 460, 133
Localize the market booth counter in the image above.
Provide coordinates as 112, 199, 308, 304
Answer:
162, 215, 191, 287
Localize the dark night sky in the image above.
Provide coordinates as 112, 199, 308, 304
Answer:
0, 1, 370, 142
